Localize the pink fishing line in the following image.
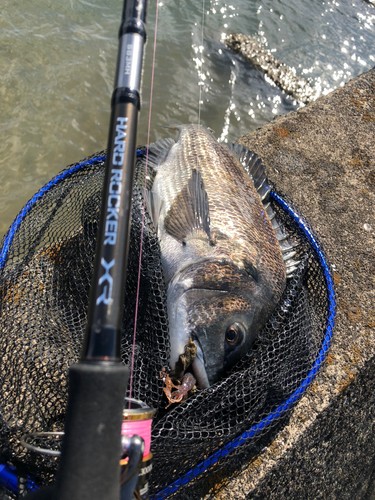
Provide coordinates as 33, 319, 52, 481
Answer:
128, 0, 160, 405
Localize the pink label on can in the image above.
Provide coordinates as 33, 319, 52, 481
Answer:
121, 418, 152, 457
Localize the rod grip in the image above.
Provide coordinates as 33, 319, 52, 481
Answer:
56, 362, 129, 500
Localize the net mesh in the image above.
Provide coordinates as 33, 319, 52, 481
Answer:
0, 150, 334, 498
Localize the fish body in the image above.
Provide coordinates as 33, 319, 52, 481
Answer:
144, 125, 287, 389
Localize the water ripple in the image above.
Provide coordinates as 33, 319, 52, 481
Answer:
0, 0, 374, 236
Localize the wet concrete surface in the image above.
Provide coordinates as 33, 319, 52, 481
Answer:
208, 68, 375, 499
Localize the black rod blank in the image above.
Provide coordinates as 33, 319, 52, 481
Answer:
83, 0, 148, 361
25, 1, 149, 499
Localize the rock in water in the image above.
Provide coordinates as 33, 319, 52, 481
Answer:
224, 33, 317, 105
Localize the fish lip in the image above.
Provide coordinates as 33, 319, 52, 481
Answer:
187, 320, 207, 376
172, 287, 216, 389
190, 332, 205, 365
191, 337, 211, 389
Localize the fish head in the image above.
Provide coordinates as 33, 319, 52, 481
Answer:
168, 259, 275, 389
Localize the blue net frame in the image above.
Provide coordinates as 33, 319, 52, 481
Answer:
0, 152, 335, 499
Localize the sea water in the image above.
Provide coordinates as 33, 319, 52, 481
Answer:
0, 0, 374, 236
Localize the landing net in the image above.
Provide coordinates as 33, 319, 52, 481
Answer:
0, 149, 334, 498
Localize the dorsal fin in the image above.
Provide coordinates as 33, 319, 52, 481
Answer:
225, 143, 301, 278
266, 202, 300, 277
225, 143, 272, 202
145, 190, 164, 234
144, 138, 175, 169
136, 138, 175, 191
164, 169, 211, 244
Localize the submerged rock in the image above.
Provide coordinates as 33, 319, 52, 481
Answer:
224, 33, 317, 105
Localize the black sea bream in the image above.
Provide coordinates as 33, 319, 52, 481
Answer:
141, 125, 298, 389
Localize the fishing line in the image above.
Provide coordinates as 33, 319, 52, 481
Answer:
128, 0, 160, 404
198, 0, 205, 127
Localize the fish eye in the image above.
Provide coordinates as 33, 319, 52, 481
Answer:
225, 322, 245, 345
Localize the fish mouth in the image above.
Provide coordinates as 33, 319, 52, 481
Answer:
170, 286, 228, 390
182, 286, 237, 389
190, 322, 227, 390
168, 265, 256, 389
176, 286, 256, 389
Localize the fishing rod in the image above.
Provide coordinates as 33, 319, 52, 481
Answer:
25, 0, 149, 499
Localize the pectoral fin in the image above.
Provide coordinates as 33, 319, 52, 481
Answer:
164, 168, 211, 244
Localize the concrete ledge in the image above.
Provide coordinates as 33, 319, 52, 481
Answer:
212, 69, 375, 498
